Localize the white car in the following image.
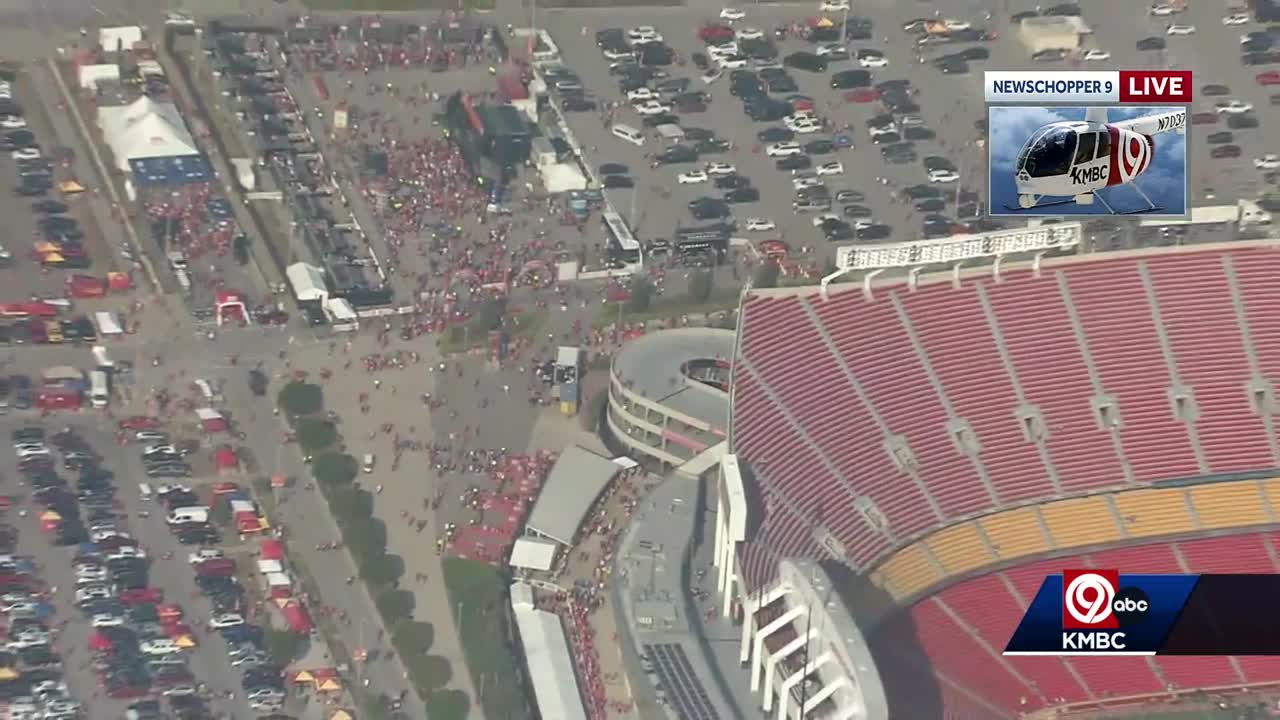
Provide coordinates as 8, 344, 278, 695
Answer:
678, 170, 709, 184
1150, 3, 1178, 16
1082, 49, 1111, 61
811, 212, 841, 227
627, 87, 657, 102
943, 19, 971, 31
208, 613, 246, 629
143, 444, 180, 457
816, 161, 844, 176
717, 55, 750, 69
633, 100, 672, 115
707, 42, 740, 58
627, 27, 663, 44
1166, 24, 1196, 35
736, 27, 764, 40
766, 142, 803, 157
819, 0, 849, 12
859, 55, 889, 68
188, 548, 225, 564
701, 69, 723, 84
753, 58, 783, 70
603, 47, 633, 61
784, 112, 817, 128
91, 614, 125, 628
76, 567, 108, 584
793, 176, 823, 190
899, 114, 925, 127
140, 639, 181, 656
13, 444, 48, 458
1217, 100, 1255, 114
790, 121, 822, 135
1256, 154, 1280, 170
0, 115, 24, 129
10, 148, 38, 161
135, 430, 169, 443
719, 6, 745, 21
1224, 13, 1251, 26
745, 218, 775, 232
705, 162, 736, 175
928, 169, 961, 183
868, 124, 898, 137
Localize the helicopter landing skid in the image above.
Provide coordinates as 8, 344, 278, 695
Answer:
1004, 182, 1166, 215
1003, 197, 1077, 212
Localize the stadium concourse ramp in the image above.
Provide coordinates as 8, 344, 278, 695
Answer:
715, 239, 1280, 718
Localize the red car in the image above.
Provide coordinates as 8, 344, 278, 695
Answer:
845, 88, 882, 103
1191, 111, 1219, 125
1258, 70, 1280, 86
193, 558, 235, 577
698, 23, 735, 42
105, 684, 150, 700
1211, 144, 1243, 159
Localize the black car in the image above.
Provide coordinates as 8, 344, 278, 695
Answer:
3, 130, 34, 148
561, 97, 597, 112
1032, 48, 1069, 62
714, 174, 750, 190
775, 154, 812, 171
691, 52, 709, 70
903, 126, 936, 141
842, 204, 873, 218
1202, 84, 1231, 97
724, 187, 760, 204
730, 79, 765, 98
803, 139, 834, 155
903, 184, 943, 200
1228, 114, 1260, 130
31, 200, 65, 214
1206, 131, 1234, 145
914, 198, 947, 213
872, 132, 903, 146
783, 52, 828, 72
757, 126, 794, 143
639, 44, 674, 66
957, 47, 990, 62
1136, 37, 1166, 52
923, 156, 956, 172
682, 128, 714, 142
937, 61, 969, 75
596, 28, 625, 47
675, 100, 707, 113
658, 145, 698, 164
831, 70, 871, 89
821, 220, 854, 241
695, 138, 731, 154
14, 183, 46, 197
1243, 51, 1280, 66
744, 99, 789, 121
876, 79, 910, 92
1243, 38, 1273, 54
642, 113, 680, 128
764, 75, 798, 94
688, 198, 730, 220
602, 175, 634, 189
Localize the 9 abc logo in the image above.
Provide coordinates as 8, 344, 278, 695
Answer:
1062, 569, 1150, 630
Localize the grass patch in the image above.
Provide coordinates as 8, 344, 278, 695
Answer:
302, 0, 494, 10
441, 559, 531, 720
593, 287, 740, 328
440, 308, 547, 355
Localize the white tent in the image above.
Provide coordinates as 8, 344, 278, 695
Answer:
512, 602, 588, 720
98, 97, 199, 172
510, 537, 559, 572
100, 26, 143, 53
79, 64, 121, 91
286, 262, 328, 302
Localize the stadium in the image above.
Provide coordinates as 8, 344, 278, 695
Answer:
710, 225, 1280, 719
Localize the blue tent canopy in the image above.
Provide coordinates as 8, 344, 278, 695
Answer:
129, 155, 211, 186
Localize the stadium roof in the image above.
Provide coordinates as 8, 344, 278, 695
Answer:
612, 328, 735, 430
511, 600, 588, 720
99, 97, 199, 172
525, 446, 619, 545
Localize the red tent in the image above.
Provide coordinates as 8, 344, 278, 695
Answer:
260, 539, 285, 561
88, 631, 114, 652
213, 446, 238, 473
66, 274, 107, 299
281, 600, 314, 634
268, 585, 292, 601
20, 301, 59, 317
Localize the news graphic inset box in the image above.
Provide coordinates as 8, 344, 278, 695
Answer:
985, 71, 1190, 218
987, 105, 1188, 217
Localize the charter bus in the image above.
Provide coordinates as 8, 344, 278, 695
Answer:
602, 211, 643, 269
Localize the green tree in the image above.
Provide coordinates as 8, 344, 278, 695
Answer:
627, 277, 655, 314
753, 260, 781, 289
360, 553, 405, 588
425, 690, 470, 720
297, 418, 338, 455
264, 627, 308, 665
392, 621, 434, 657
478, 296, 507, 331
376, 589, 416, 624
688, 270, 714, 304
277, 381, 323, 417
406, 655, 452, 693
312, 453, 358, 488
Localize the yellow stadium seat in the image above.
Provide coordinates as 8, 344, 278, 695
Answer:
1260, 478, 1280, 520
873, 543, 941, 602
926, 522, 996, 577
1190, 481, 1270, 529
980, 508, 1050, 560
1040, 497, 1122, 549
1112, 488, 1196, 538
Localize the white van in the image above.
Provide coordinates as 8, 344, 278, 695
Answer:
362, 453, 375, 473
194, 378, 220, 404
611, 124, 645, 147
138, 483, 154, 502
166, 507, 209, 525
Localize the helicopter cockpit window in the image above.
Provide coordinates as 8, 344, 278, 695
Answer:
1075, 130, 1099, 165
1023, 126, 1077, 178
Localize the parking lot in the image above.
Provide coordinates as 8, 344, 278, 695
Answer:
524, 0, 1280, 266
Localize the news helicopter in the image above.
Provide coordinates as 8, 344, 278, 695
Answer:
1008, 106, 1187, 214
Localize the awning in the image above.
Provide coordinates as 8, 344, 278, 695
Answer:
260, 538, 285, 560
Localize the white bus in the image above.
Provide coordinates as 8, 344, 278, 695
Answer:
602, 211, 642, 268
89, 370, 109, 409
91, 345, 114, 371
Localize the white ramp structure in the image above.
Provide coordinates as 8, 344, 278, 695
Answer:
713, 455, 889, 720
